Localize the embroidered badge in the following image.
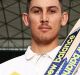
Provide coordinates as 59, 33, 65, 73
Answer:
10, 72, 20, 75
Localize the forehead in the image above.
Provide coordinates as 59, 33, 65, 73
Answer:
29, 0, 61, 8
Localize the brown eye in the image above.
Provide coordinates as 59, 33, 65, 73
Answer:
33, 10, 40, 13
51, 10, 56, 13
49, 10, 56, 13
32, 8, 41, 14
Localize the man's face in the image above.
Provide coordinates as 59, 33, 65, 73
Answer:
27, 0, 68, 44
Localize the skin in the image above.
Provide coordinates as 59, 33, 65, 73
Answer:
22, 0, 68, 54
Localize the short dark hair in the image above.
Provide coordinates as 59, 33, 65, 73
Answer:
27, 0, 63, 13
26, 0, 31, 13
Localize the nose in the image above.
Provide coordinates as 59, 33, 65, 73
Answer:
40, 12, 48, 23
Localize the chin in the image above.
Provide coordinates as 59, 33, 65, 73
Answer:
35, 37, 55, 45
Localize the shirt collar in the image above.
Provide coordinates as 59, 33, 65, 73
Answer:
25, 46, 61, 60
46, 46, 61, 59
25, 46, 37, 60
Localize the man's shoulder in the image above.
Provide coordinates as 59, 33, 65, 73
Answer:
0, 54, 25, 67
0, 54, 36, 75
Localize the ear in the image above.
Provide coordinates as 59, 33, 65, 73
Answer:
22, 13, 29, 27
61, 12, 68, 27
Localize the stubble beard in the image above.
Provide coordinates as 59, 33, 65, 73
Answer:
31, 33, 58, 46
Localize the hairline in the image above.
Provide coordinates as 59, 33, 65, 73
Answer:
27, 0, 63, 13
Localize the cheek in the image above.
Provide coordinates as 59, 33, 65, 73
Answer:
29, 15, 40, 31
29, 14, 40, 24
50, 16, 62, 28
50, 18, 62, 34
30, 23, 38, 34
50, 13, 62, 22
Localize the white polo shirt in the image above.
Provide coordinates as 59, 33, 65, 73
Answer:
0, 46, 80, 75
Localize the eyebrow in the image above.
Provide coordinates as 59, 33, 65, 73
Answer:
30, 6, 42, 11
30, 6, 59, 11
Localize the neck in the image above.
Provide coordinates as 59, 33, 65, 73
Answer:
31, 38, 58, 54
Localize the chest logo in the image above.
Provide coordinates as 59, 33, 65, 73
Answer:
10, 71, 20, 75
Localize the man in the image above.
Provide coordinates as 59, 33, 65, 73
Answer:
0, 0, 80, 75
